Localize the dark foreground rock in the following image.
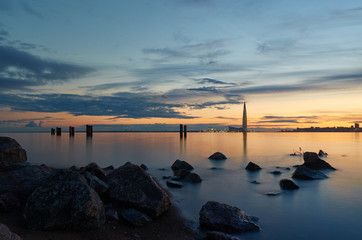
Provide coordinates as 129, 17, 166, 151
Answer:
199, 201, 260, 233
303, 152, 335, 170
24, 169, 105, 230
0, 137, 27, 169
0, 165, 52, 203
204, 231, 240, 240
84, 162, 107, 181
245, 162, 261, 171
318, 150, 328, 157
0, 193, 20, 212
208, 152, 227, 160
120, 208, 152, 227
279, 179, 299, 190
171, 159, 194, 171
82, 171, 109, 195
292, 165, 328, 180
106, 162, 171, 218
0, 223, 22, 240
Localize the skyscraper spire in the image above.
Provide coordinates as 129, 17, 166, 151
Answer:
242, 102, 247, 132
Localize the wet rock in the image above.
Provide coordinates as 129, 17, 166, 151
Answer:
303, 152, 335, 170
120, 208, 152, 227
0, 193, 20, 212
85, 162, 107, 181
140, 164, 148, 170
245, 162, 261, 171
318, 150, 328, 157
208, 152, 227, 160
292, 165, 328, 180
270, 171, 282, 175
204, 231, 240, 240
279, 179, 299, 190
250, 180, 260, 184
265, 192, 281, 196
184, 173, 202, 183
0, 165, 52, 202
0, 223, 22, 240
102, 165, 115, 175
174, 169, 191, 178
171, 159, 194, 171
24, 169, 105, 230
82, 171, 109, 195
105, 207, 119, 221
0, 137, 27, 169
276, 166, 290, 170
199, 201, 260, 233
106, 162, 171, 218
166, 180, 183, 188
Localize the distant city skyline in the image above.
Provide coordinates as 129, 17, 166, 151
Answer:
1, 0, 362, 132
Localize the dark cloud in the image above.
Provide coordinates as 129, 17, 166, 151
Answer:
0, 92, 195, 119
195, 78, 231, 85
187, 86, 217, 92
0, 45, 94, 91
25, 120, 38, 127
258, 120, 298, 123
263, 115, 317, 119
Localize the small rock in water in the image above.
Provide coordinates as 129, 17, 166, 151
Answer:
210, 167, 223, 170
292, 165, 328, 180
250, 180, 260, 184
245, 162, 261, 171
171, 159, 194, 171
184, 173, 202, 183
120, 208, 152, 227
318, 150, 328, 157
270, 171, 282, 175
279, 179, 299, 190
265, 191, 281, 196
303, 152, 335, 170
208, 152, 227, 160
166, 180, 183, 188
174, 169, 191, 178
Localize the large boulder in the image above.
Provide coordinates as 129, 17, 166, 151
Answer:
0, 165, 52, 203
208, 152, 227, 160
303, 152, 335, 170
106, 162, 171, 218
0, 137, 27, 169
82, 171, 109, 195
245, 162, 261, 171
24, 169, 105, 230
292, 165, 328, 180
199, 201, 260, 233
84, 162, 107, 180
0, 223, 22, 240
171, 159, 194, 171
279, 179, 299, 190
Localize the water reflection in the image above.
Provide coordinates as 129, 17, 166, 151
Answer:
243, 132, 247, 161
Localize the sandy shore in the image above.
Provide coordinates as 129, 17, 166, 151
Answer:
1, 205, 200, 240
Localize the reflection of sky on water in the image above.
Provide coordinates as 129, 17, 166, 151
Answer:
3, 132, 362, 239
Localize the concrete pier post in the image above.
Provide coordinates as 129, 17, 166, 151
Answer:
184, 125, 187, 138
86, 125, 93, 137
51, 128, 55, 135
56, 127, 61, 136
180, 124, 183, 138
69, 126, 75, 136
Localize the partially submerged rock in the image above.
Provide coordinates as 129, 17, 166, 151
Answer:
171, 159, 194, 171
279, 179, 299, 190
0, 223, 22, 240
106, 162, 171, 218
199, 201, 260, 233
208, 152, 227, 160
166, 180, 183, 188
140, 164, 148, 170
270, 171, 282, 175
292, 165, 328, 180
0, 136, 27, 169
174, 169, 191, 178
318, 150, 328, 157
0, 165, 52, 202
24, 169, 105, 230
303, 152, 335, 170
245, 162, 261, 171
120, 208, 152, 227
184, 173, 202, 183
204, 231, 240, 240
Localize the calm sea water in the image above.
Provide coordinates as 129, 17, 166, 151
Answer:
3, 132, 362, 239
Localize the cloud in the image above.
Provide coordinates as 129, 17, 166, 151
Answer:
187, 86, 217, 92
257, 115, 319, 124
20, 1, 43, 19
195, 78, 232, 85
25, 120, 38, 127
0, 45, 94, 91
0, 117, 51, 127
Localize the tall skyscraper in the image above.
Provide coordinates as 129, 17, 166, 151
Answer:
242, 102, 247, 132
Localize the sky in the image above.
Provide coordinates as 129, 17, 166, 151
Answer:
0, 0, 362, 132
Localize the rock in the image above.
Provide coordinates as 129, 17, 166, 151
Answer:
250, 180, 260, 184
0, 193, 20, 212
265, 192, 281, 196
245, 162, 261, 171
0, 165, 52, 202
105, 207, 119, 221
208, 152, 227, 160
85, 162, 107, 181
166, 180, 183, 188
204, 231, 240, 240
0, 137, 27, 169
279, 179, 299, 190
69, 165, 79, 171
173, 169, 191, 178
0, 223, 22, 240
318, 150, 328, 157
120, 208, 152, 227
292, 165, 328, 180
276, 166, 290, 170
210, 167, 223, 170
106, 162, 171, 218
199, 201, 260, 233
24, 169, 105, 230
1, 162, 31, 171
171, 159, 194, 171
184, 173, 202, 183
270, 171, 282, 175
162, 176, 171, 179
303, 152, 335, 170
82, 171, 109, 195
140, 164, 148, 170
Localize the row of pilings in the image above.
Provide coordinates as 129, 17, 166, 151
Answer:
180, 124, 187, 138
51, 125, 93, 137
